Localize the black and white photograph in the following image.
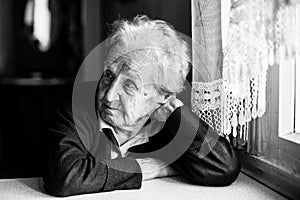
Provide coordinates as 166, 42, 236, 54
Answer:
0, 0, 299, 199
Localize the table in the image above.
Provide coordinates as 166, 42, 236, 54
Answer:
0, 173, 287, 200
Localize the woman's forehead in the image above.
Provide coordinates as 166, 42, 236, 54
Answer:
108, 59, 155, 82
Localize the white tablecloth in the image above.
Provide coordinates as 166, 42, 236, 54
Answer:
0, 173, 287, 200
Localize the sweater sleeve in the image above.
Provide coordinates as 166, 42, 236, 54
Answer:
43, 97, 142, 197
165, 106, 241, 186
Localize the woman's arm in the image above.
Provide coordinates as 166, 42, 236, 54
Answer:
129, 104, 240, 185
167, 106, 241, 186
43, 97, 142, 197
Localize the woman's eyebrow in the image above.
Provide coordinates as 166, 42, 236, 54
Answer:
122, 62, 142, 82
125, 70, 142, 86
106, 66, 116, 74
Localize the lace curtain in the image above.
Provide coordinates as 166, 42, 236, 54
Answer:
222, 0, 271, 138
191, 0, 224, 135
192, 0, 300, 139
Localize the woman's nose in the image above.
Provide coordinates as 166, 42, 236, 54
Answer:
105, 79, 120, 102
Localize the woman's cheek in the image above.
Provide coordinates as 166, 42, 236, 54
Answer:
98, 91, 105, 101
131, 97, 149, 124
98, 84, 109, 101
123, 97, 137, 125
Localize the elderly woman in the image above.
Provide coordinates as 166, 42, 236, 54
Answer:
43, 16, 240, 197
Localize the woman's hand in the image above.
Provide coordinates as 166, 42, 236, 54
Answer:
136, 158, 178, 181
152, 96, 184, 122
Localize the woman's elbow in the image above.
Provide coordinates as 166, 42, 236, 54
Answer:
44, 175, 77, 197
190, 149, 241, 186
192, 158, 241, 186
219, 142, 241, 186
207, 138, 241, 186
218, 155, 241, 186
43, 164, 86, 197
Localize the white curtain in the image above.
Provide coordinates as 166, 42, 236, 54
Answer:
191, 0, 224, 136
192, 0, 300, 139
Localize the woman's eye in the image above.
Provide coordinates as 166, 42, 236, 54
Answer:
103, 70, 114, 83
124, 82, 134, 89
124, 82, 137, 94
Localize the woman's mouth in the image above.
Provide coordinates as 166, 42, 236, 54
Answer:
101, 105, 113, 115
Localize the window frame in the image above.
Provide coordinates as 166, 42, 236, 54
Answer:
278, 5, 300, 143
239, 58, 300, 200
218, 0, 300, 198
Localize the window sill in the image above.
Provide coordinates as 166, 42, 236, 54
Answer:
238, 151, 300, 200
280, 132, 300, 144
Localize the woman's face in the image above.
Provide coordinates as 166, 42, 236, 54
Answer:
97, 60, 165, 131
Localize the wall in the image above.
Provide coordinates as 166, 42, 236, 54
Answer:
0, 0, 14, 76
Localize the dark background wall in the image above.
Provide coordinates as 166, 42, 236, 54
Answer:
102, 0, 191, 37
0, 0, 191, 178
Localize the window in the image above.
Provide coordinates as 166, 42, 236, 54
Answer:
279, 4, 300, 144
235, 2, 300, 199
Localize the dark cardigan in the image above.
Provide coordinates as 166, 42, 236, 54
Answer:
43, 82, 240, 197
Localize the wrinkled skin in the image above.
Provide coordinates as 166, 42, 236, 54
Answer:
97, 59, 170, 143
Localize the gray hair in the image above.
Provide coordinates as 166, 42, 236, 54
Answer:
104, 15, 190, 95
